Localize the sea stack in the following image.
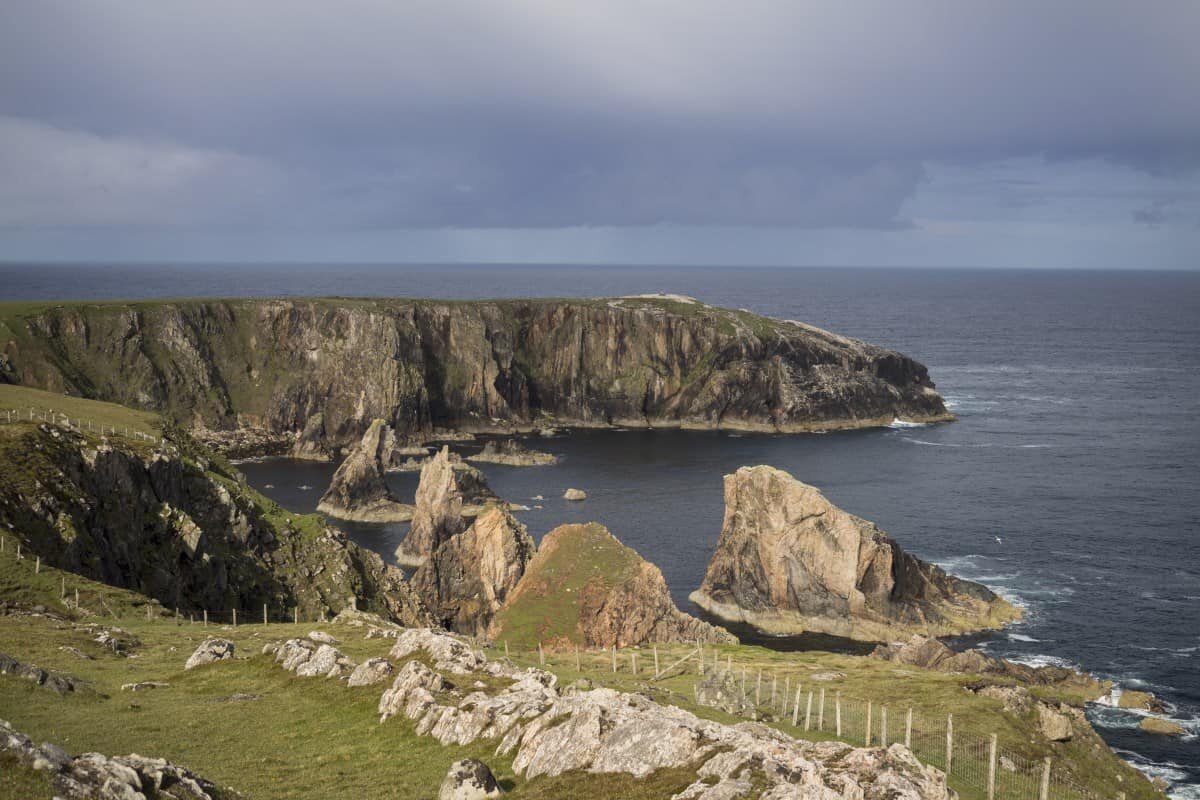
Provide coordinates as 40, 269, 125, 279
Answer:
316, 420, 413, 522
395, 447, 465, 567
411, 504, 536, 637
690, 465, 1020, 641
492, 522, 736, 647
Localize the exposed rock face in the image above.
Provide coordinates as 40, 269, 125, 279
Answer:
1037, 704, 1075, 742
690, 466, 1019, 641
317, 419, 413, 522
873, 635, 1110, 699
184, 638, 235, 670
562, 488, 587, 501
264, 636, 357, 679
0, 422, 429, 626
348, 657, 394, 687
468, 439, 556, 466
376, 628, 954, 799
412, 505, 536, 637
396, 447, 465, 567
0, 719, 227, 800
438, 759, 502, 800
0, 652, 82, 694
493, 523, 736, 648
2, 298, 951, 452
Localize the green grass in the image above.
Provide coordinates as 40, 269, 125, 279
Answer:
0, 384, 162, 439
490, 523, 643, 646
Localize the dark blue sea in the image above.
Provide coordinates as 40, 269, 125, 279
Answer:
3, 263, 1198, 795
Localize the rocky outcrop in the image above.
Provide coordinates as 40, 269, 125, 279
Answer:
438, 759, 502, 800
412, 505, 536, 637
264, 636, 357, 679
377, 628, 954, 799
396, 447, 466, 567
184, 638, 235, 670
317, 419, 413, 522
1139, 717, 1186, 737
1, 298, 951, 452
690, 466, 1020, 641
0, 719, 230, 800
493, 523, 736, 648
873, 635, 1110, 699
0, 422, 429, 626
468, 439, 556, 466
348, 657, 394, 687
0, 652, 83, 694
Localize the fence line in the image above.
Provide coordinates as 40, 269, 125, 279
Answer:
0, 406, 164, 446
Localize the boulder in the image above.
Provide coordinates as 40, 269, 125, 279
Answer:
1139, 717, 1186, 736
317, 419, 414, 522
294, 644, 346, 678
396, 447, 466, 567
348, 658, 394, 687
412, 505, 536, 636
691, 466, 1020, 641
308, 631, 339, 645
183, 638, 234, 670
1037, 703, 1074, 742
562, 488, 586, 501
438, 759, 502, 799
1118, 689, 1167, 712
694, 669, 756, 718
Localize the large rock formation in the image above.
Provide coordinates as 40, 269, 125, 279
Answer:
375, 628, 955, 799
317, 419, 413, 522
492, 523, 736, 647
395, 447, 465, 567
412, 504, 536, 637
690, 466, 1019, 641
0, 419, 429, 626
468, 439, 556, 466
0, 297, 952, 453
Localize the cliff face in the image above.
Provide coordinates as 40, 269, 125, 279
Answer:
493, 522, 736, 647
0, 297, 951, 452
0, 421, 428, 625
316, 419, 413, 523
690, 465, 1019, 641
411, 504, 536, 637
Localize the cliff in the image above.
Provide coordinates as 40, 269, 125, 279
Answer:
492, 522, 736, 647
0, 296, 951, 454
690, 465, 1019, 641
0, 411, 428, 625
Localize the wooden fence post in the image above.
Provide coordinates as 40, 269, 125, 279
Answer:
836, 693, 842, 737
755, 671, 762, 706
631, 651, 638, 675
294, 606, 298, 625
726, 653, 732, 673
804, 691, 813, 731
818, 688, 825, 730
865, 700, 872, 746
504, 640, 509, 659
783, 676, 790, 717
792, 683, 802, 726
61, 577, 65, 597
263, 604, 268, 625
74, 588, 79, 608
612, 645, 617, 673
987, 733, 997, 800
147, 604, 152, 620
697, 644, 704, 675
1039, 757, 1050, 800
905, 708, 913, 749
881, 706, 888, 747
653, 644, 660, 677
203, 609, 208, 627
233, 608, 237, 628
740, 665, 746, 695
539, 642, 545, 665
771, 673, 777, 710
945, 714, 953, 773
35, 556, 40, 574
175, 607, 179, 623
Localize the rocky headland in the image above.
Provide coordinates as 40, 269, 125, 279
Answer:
493, 522, 736, 648
0, 297, 952, 455
690, 465, 1019, 641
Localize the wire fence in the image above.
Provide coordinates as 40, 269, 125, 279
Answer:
0, 405, 164, 445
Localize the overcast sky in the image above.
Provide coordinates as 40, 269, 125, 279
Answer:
1, 1, 1198, 268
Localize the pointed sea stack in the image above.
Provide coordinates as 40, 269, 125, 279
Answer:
412, 504, 536, 636
690, 466, 1020, 641
395, 446, 465, 567
316, 420, 413, 522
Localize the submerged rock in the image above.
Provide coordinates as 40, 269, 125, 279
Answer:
317, 419, 414, 523
396, 447, 466, 567
412, 504, 536, 637
691, 466, 1020, 641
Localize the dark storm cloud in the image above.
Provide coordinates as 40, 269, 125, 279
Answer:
0, 1, 1197, 230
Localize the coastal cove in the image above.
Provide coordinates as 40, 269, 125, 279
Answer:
6, 263, 1200, 796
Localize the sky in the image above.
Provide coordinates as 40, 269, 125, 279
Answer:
0, 1, 1198, 269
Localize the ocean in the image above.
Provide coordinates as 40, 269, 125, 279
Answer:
3, 262, 1198, 795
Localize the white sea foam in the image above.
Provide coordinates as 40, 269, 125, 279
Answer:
887, 418, 930, 428
1113, 749, 1200, 799
1006, 653, 1078, 670
1006, 633, 1040, 643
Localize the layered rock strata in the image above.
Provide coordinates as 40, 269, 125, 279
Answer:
1, 297, 952, 453
690, 466, 1020, 641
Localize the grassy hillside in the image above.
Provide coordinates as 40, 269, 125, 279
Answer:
0, 383, 162, 439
